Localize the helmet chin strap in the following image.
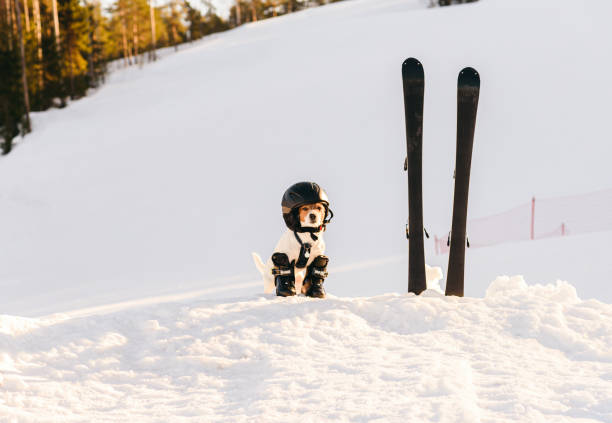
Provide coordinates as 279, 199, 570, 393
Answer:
293, 208, 334, 267
324, 208, 334, 225
296, 226, 322, 236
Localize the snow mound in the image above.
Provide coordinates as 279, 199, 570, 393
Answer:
2, 278, 612, 422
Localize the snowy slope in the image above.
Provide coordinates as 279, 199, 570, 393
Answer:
3, 0, 612, 420
2, 279, 612, 422
2, 0, 612, 315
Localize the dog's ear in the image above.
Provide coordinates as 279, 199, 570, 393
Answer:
291, 208, 301, 225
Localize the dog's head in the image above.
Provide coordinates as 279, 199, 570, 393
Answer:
298, 202, 326, 229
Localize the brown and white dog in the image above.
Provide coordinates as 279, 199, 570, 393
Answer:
252, 202, 327, 295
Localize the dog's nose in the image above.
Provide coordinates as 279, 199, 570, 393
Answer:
309, 213, 317, 222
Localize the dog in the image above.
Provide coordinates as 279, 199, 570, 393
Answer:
253, 201, 328, 296
253, 182, 333, 297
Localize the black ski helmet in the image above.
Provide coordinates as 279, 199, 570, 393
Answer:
281, 182, 333, 232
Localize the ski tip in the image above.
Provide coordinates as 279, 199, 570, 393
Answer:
402, 58, 424, 80
458, 67, 480, 87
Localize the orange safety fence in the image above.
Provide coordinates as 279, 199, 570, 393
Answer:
434, 188, 612, 254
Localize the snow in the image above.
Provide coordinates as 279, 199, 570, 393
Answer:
2, 280, 612, 422
2, 0, 612, 420
3, 0, 612, 316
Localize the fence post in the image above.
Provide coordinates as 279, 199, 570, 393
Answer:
530, 197, 535, 240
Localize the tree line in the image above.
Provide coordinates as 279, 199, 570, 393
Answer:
0, 0, 336, 155
1, 0, 234, 154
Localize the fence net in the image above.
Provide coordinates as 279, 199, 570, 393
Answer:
434, 188, 612, 255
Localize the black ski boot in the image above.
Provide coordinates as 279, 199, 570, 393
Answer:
303, 255, 329, 298
271, 253, 296, 297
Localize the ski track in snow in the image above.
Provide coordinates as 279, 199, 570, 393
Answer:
2, 278, 612, 422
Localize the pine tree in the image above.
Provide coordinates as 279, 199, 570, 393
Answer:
164, 0, 185, 50
0, 32, 24, 154
203, 8, 228, 35
184, 1, 203, 40
86, 1, 106, 86
22, 0, 29, 31
51, 0, 60, 50
235, 0, 241, 25
128, 0, 150, 64
14, 0, 31, 131
32, 0, 43, 100
250, 0, 257, 22
148, 0, 156, 60
117, 0, 131, 65
58, 0, 90, 99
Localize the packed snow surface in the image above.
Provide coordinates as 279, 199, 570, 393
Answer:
2, 279, 612, 422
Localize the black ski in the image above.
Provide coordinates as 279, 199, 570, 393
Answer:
446, 67, 480, 297
402, 57, 426, 295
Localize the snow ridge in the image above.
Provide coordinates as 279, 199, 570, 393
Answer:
2, 278, 612, 422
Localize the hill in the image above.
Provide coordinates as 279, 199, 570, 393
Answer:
2, 277, 612, 421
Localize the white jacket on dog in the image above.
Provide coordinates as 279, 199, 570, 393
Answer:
253, 230, 325, 294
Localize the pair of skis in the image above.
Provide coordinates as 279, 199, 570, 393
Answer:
402, 57, 480, 297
